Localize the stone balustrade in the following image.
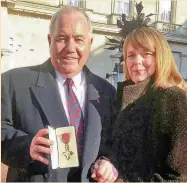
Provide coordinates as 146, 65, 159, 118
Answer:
153, 21, 182, 32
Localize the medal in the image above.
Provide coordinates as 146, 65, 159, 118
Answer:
60, 133, 74, 160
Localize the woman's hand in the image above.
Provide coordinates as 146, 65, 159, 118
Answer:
91, 159, 118, 182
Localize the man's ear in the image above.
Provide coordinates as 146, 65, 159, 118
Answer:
88, 33, 93, 45
48, 34, 51, 46
90, 37, 93, 45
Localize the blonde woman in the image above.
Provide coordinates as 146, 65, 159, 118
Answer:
91, 27, 187, 182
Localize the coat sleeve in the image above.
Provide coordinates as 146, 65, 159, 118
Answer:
95, 82, 124, 180
102, 81, 124, 151
160, 87, 187, 181
96, 84, 117, 158
88, 83, 117, 180
1, 73, 33, 169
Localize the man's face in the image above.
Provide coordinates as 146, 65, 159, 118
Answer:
48, 12, 93, 78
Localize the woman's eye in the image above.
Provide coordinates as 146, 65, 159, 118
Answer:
143, 52, 152, 57
127, 55, 135, 58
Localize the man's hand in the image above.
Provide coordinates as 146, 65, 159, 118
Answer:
30, 128, 53, 165
91, 159, 118, 182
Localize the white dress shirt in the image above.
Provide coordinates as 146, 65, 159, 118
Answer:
55, 71, 87, 124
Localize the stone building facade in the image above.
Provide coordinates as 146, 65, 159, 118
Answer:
1, 0, 187, 179
1, 0, 187, 84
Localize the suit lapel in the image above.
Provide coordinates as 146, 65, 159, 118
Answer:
82, 67, 101, 167
31, 60, 69, 128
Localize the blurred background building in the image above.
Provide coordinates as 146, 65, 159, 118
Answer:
1, 0, 187, 86
1, 0, 187, 181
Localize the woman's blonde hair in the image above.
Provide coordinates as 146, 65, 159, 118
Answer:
123, 27, 187, 91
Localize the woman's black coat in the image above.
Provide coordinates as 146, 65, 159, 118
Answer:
101, 80, 187, 181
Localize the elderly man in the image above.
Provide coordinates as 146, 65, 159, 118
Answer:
1, 6, 117, 182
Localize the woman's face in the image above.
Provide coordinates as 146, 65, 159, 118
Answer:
125, 43, 156, 83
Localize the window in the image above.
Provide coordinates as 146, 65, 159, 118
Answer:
67, 0, 84, 8
113, 62, 124, 83
114, 63, 123, 73
116, 0, 130, 15
160, 0, 171, 22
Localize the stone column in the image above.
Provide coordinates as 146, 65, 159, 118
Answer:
129, 0, 135, 18
171, 0, 177, 24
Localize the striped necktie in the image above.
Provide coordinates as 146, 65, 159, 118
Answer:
64, 78, 85, 156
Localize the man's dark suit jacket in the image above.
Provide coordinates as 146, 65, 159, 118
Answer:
1, 59, 116, 182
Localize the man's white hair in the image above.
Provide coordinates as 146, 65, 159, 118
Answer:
49, 5, 92, 35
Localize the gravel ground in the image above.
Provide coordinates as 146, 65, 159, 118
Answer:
1, 163, 8, 182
